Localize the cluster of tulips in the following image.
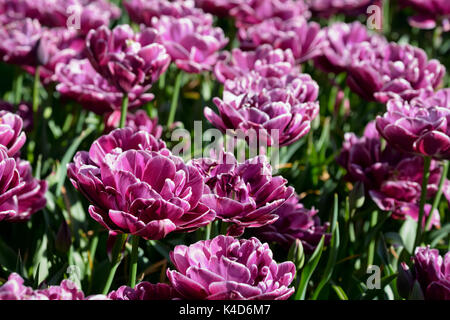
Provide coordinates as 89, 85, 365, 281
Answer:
0, 0, 448, 301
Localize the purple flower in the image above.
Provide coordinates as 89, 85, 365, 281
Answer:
347, 42, 445, 102
253, 196, 330, 253
0, 0, 121, 35
0, 273, 107, 300
376, 95, 450, 159
205, 72, 320, 147
67, 128, 214, 240
0, 18, 42, 66
401, 247, 450, 300
191, 152, 294, 236
23, 27, 85, 85
194, 0, 241, 17
306, 0, 376, 17
0, 101, 33, 132
214, 44, 296, 83
0, 159, 48, 222
167, 235, 296, 300
104, 110, 163, 138
313, 21, 385, 74
239, 17, 325, 63
0, 148, 24, 222
125, 0, 204, 26
400, 0, 450, 32
108, 282, 178, 300
0, 111, 26, 157
86, 25, 171, 93
337, 121, 445, 228
230, 0, 308, 27
153, 15, 228, 73
55, 59, 154, 114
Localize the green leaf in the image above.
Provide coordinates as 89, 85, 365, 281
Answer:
399, 217, 417, 254
361, 273, 398, 300
56, 127, 95, 197
0, 238, 18, 273
311, 195, 340, 299
332, 285, 348, 300
294, 236, 325, 300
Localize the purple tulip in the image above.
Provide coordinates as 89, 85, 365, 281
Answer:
55, 59, 155, 114
0, 159, 48, 222
0, 148, 24, 222
0, 102, 34, 133
86, 25, 171, 93
376, 95, 450, 159
104, 110, 163, 138
194, 0, 241, 17
125, 0, 204, 26
108, 282, 178, 300
0, 273, 107, 300
337, 121, 445, 228
313, 21, 385, 74
347, 42, 445, 102
253, 196, 330, 253
23, 27, 85, 85
205, 72, 320, 147
191, 152, 294, 236
400, 0, 450, 32
167, 235, 296, 300
306, 0, 376, 17
214, 44, 296, 84
153, 15, 228, 73
407, 246, 450, 300
0, 18, 42, 66
0, 111, 26, 157
230, 0, 308, 27
239, 17, 326, 64
67, 128, 214, 240
0, 0, 121, 35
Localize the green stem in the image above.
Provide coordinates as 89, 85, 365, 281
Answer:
102, 233, 128, 295
367, 211, 378, 267
414, 156, 432, 249
167, 71, 182, 128
425, 160, 449, 231
129, 235, 139, 288
119, 93, 129, 129
205, 223, 211, 240
32, 66, 40, 114
14, 70, 23, 105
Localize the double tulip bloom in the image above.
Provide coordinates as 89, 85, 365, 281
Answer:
108, 282, 178, 300
239, 17, 325, 64
214, 45, 297, 84
153, 15, 228, 73
307, 0, 376, 17
194, 0, 241, 17
192, 152, 294, 236
205, 71, 320, 147
55, 59, 155, 114
67, 128, 215, 240
86, 25, 171, 93
337, 122, 445, 227
230, 0, 308, 28
314, 21, 384, 74
400, 0, 450, 32
104, 110, 163, 138
124, 0, 204, 26
0, 112, 47, 222
253, 196, 330, 253
0, 0, 121, 35
399, 247, 450, 300
347, 42, 445, 102
376, 91, 450, 160
167, 235, 296, 300
0, 273, 105, 300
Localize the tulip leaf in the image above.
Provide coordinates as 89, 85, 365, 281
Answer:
311, 194, 340, 299
332, 284, 349, 300
294, 235, 325, 300
399, 217, 417, 254
55, 127, 95, 197
360, 273, 398, 300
